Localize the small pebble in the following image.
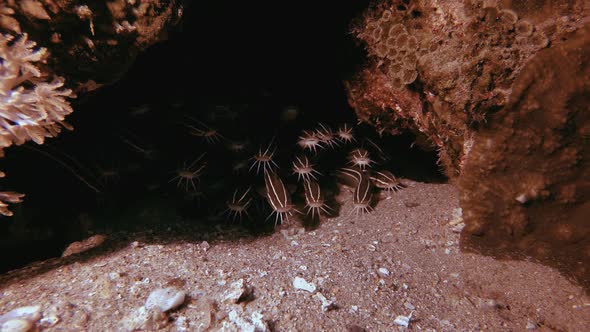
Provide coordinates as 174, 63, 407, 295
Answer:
39, 315, 60, 328
200, 241, 210, 251
526, 320, 537, 330
293, 277, 316, 293
393, 312, 413, 327
145, 287, 186, 312
62, 234, 106, 257
404, 302, 415, 310
476, 298, 497, 309
377, 267, 390, 277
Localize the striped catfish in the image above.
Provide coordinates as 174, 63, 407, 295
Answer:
225, 187, 252, 221
303, 180, 330, 218
264, 171, 295, 226
336, 166, 363, 188
292, 155, 321, 182
370, 170, 403, 194
352, 172, 373, 216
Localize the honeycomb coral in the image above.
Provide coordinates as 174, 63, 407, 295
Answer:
347, 0, 590, 177
515, 20, 534, 36
459, 24, 590, 290
344, 64, 423, 136
358, 7, 420, 90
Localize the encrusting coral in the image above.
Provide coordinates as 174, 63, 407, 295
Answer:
459, 23, 590, 290
346, 0, 589, 177
347, 0, 590, 290
0, 33, 75, 216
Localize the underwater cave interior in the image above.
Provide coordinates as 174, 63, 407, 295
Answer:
0, 1, 445, 273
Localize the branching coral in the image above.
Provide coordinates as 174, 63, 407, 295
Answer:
0, 33, 75, 216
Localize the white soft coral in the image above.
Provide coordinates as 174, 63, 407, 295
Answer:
0, 33, 76, 215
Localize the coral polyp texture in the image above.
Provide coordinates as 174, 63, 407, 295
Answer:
0, 0, 184, 216
347, 0, 590, 289
459, 24, 590, 289
0, 33, 75, 216
0, 0, 184, 93
0, 34, 74, 151
346, 0, 590, 177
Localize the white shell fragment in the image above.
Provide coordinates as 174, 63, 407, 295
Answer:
145, 287, 186, 312
293, 277, 316, 293
223, 310, 269, 332
404, 302, 416, 310
313, 292, 337, 311
378, 267, 390, 277
119, 306, 166, 331
39, 315, 60, 328
0, 306, 41, 324
393, 312, 413, 327
0, 306, 42, 325
0, 305, 42, 332
449, 208, 465, 233
515, 194, 528, 204
0, 319, 33, 332
250, 312, 268, 331
224, 279, 252, 303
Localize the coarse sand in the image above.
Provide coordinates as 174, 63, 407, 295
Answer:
0, 182, 588, 331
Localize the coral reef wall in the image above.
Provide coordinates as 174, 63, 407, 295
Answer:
0, 0, 185, 215
346, 0, 589, 177
347, 0, 590, 288
459, 24, 590, 289
0, 0, 185, 93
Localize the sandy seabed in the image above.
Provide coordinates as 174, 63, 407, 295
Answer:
0, 182, 588, 331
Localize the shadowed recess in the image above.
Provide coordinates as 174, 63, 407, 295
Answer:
0, 1, 444, 273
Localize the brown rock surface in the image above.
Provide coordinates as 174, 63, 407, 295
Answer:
347, 0, 590, 291
346, 0, 590, 176
459, 23, 590, 290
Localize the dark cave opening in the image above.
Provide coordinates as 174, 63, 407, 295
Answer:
0, 1, 444, 273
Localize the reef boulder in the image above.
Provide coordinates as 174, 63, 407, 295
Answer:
459, 23, 590, 289
347, 0, 590, 289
